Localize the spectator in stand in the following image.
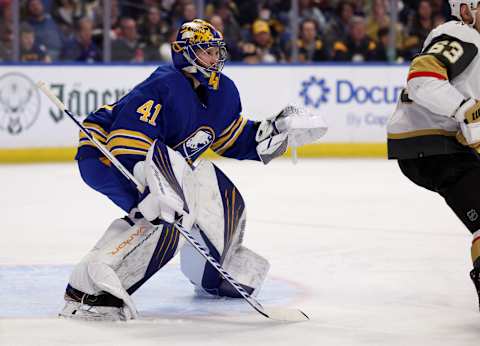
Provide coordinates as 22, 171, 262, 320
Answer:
0, 25, 12, 62
0, 1, 12, 61
373, 26, 407, 62
0, 1, 11, 39
373, 26, 390, 61
172, 1, 197, 28
120, 0, 158, 21
111, 17, 144, 62
240, 19, 285, 64
257, 3, 290, 61
212, 1, 242, 61
209, 13, 224, 32
332, 15, 378, 62
25, 0, 64, 61
19, 22, 51, 62
366, 0, 389, 41
232, 0, 258, 27
92, 0, 120, 40
325, 1, 355, 45
138, 6, 170, 61
295, 18, 329, 62
52, 0, 82, 38
430, 0, 450, 21
60, 17, 101, 62
158, 27, 177, 62
295, 0, 328, 34
366, 0, 405, 56
351, 0, 367, 16
403, 0, 434, 60
399, 0, 416, 26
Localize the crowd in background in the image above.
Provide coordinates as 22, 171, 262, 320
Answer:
0, 0, 452, 64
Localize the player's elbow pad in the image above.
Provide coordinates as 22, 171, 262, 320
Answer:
407, 77, 465, 117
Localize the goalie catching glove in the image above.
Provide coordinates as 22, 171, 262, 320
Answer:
454, 98, 480, 146
134, 140, 197, 229
256, 105, 328, 164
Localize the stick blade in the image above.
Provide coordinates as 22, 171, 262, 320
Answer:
263, 307, 310, 322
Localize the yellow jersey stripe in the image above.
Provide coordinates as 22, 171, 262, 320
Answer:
219, 118, 238, 137
83, 122, 108, 137
110, 148, 148, 157
78, 141, 99, 148
99, 104, 115, 111
79, 131, 107, 144
214, 117, 248, 155
211, 117, 243, 150
108, 129, 154, 144
107, 137, 151, 152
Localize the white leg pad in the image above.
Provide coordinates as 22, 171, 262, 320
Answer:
66, 219, 180, 320
92, 218, 132, 250
179, 226, 209, 287
222, 246, 270, 296
87, 261, 138, 319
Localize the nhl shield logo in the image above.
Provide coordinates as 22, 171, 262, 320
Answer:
176, 127, 215, 161
0, 72, 41, 135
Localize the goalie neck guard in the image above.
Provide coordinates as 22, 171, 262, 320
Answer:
171, 19, 227, 90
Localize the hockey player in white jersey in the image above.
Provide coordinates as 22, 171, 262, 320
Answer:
387, 0, 480, 310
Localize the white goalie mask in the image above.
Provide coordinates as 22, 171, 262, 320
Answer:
449, 0, 480, 26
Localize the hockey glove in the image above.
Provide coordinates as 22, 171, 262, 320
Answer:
454, 98, 480, 145
256, 105, 328, 164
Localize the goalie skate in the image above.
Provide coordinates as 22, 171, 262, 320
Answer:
59, 286, 135, 321
59, 298, 134, 321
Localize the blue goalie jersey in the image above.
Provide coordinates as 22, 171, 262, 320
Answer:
76, 65, 261, 172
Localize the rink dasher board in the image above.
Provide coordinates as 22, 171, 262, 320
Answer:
0, 63, 406, 162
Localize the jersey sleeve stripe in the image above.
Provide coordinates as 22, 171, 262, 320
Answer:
107, 137, 152, 151
219, 118, 238, 137
83, 122, 109, 138
80, 129, 108, 142
211, 117, 244, 150
78, 141, 101, 149
213, 117, 248, 155
108, 129, 154, 145
99, 104, 115, 111
407, 55, 448, 81
407, 71, 448, 81
110, 148, 148, 157
78, 131, 107, 148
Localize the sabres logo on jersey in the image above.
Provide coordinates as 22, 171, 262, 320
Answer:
174, 126, 215, 162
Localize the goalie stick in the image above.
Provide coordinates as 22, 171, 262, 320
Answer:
37, 81, 309, 322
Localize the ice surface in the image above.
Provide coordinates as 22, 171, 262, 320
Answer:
1, 159, 480, 346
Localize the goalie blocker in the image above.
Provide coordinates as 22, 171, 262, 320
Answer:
60, 141, 269, 321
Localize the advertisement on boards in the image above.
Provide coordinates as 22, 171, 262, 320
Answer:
0, 64, 408, 149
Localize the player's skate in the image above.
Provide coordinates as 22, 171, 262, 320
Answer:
59, 286, 134, 321
470, 266, 480, 311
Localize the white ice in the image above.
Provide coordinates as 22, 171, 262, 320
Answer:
1, 159, 480, 346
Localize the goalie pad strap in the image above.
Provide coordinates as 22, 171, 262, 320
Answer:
65, 284, 124, 308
